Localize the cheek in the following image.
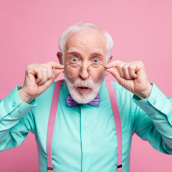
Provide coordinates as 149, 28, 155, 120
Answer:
68, 77, 76, 84
91, 77, 100, 85
92, 78, 97, 82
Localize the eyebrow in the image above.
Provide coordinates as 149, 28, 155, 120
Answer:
90, 50, 104, 56
68, 48, 82, 55
67, 48, 104, 56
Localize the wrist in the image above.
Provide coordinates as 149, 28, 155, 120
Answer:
18, 88, 35, 104
135, 84, 153, 100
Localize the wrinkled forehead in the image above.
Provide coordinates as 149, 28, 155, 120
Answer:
65, 28, 107, 55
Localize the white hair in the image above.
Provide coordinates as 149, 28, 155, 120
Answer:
58, 22, 113, 63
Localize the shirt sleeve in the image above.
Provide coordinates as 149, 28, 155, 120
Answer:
132, 83, 172, 154
0, 86, 37, 152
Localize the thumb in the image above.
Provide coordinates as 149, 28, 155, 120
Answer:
106, 68, 125, 83
52, 69, 64, 80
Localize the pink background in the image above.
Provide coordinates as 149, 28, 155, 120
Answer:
0, 0, 172, 171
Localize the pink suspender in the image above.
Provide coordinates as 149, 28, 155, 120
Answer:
46, 80, 122, 172
46, 79, 63, 172
106, 80, 122, 172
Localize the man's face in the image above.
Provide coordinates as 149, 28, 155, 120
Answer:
58, 28, 109, 103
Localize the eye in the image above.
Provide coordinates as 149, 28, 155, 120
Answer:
71, 57, 78, 62
92, 58, 100, 63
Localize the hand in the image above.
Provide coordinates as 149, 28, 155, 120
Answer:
105, 60, 152, 99
19, 61, 64, 103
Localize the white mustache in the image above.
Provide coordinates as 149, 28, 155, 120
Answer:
73, 78, 94, 88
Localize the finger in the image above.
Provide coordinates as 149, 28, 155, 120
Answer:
135, 61, 144, 73
38, 68, 48, 86
105, 60, 123, 68
52, 68, 64, 80
30, 68, 44, 84
44, 69, 64, 88
128, 63, 137, 78
46, 61, 64, 69
44, 77, 54, 88
122, 63, 133, 80
26, 65, 38, 83
106, 68, 125, 84
117, 62, 125, 78
41, 70, 58, 89
45, 64, 53, 80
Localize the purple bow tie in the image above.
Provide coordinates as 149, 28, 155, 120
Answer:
66, 94, 100, 107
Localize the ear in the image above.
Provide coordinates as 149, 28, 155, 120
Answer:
56, 52, 63, 65
107, 55, 113, 64
105, 55, 113, 76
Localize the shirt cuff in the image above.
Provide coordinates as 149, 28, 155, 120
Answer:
132, 83, 172, 125
1, 86, 37, 120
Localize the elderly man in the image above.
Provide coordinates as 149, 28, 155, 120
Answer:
0, 22, 172, 172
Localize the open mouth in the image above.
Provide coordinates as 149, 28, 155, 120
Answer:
78, 87, 90, 92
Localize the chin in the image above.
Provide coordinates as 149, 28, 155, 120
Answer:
64, 74, 105, 104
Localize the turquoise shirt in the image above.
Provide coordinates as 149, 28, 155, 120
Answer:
0, 80, 172, 172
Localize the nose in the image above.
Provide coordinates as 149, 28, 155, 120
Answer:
79, 64, 90, 80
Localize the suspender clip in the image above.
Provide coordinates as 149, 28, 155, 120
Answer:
117, 164, 122, 169
47, 167, 54, 171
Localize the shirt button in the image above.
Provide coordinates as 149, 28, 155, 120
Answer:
12, 102, 16, 107
18, 108, 22, 113
153, 100, 156, 105
146, 104, 150, 109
